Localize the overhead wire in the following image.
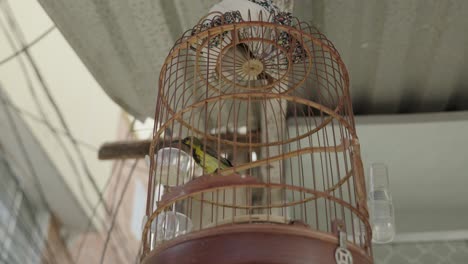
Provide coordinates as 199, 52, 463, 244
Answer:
74, 161, 139, 263
0, 2, 148, 262
0, 25, 55, 67
72, 163, 132, 264
0, 10, 95, 153
0, 20, 133, 264
0, 97, 97, 151
0, 88, 64, 264
74, 118, 140, 264
0, 87, 139, 263
0, 8, 138, 260
72, 160, 128, 264
0, 4, 103, 219
0, 12, 123, 257
0, 157, 58, 264
0, 60, 138, 264
0, 9, 143, 261
109, 157, 134, 215
99, 159, 139, 264
107, 163, 141, 262
106, 121, 152, 262
101, 120, 141, 263
0, 0, 113, 216
0, 20, 135, 264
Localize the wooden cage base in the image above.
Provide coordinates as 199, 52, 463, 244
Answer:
142, 224, 373, 264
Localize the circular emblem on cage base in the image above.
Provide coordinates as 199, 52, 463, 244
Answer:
335, 247, 354, 264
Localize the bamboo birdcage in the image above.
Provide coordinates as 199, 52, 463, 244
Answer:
141, 10, 373, 264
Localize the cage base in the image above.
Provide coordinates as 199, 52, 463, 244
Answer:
142, 224, 373, 264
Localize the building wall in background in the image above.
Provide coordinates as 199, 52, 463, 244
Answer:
0, 151, 47, 264
42, 216, 74, 264
66, 115, 149, 263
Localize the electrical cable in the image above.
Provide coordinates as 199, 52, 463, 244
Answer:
99, 159, 139, 264
0, 28, 134, 264
71, 160, 127, 264
0, 95, 97, 151
1, 11, 143, 262
107, 118, 144, 262
0, 0, 113, 216
0, 172, 54, 264
1, 2, 146, 262
109, 159, 129, 215
0, 26, 55, 67
74, 119, 139, 264
0, 16, 133, 264
0, 10, 138, 258
106, 163, 138, 262
0, 9, 106, 219
0, 89, 63, 264
1, 85, 138, 264
0, 19, 121, 257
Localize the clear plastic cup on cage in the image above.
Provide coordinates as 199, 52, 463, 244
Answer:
151, 211, 193, 246
147, 147, 194, 187
368, 163, 395, 243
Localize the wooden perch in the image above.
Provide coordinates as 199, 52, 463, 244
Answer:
98, 139, 152, 160
98, 131, 260, 160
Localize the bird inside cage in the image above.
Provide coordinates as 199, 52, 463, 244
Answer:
178, 136, 233, 174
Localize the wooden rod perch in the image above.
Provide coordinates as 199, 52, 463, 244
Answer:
98, 139, 152, 160
98, 132, 260, 160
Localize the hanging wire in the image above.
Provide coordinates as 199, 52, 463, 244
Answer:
73, 118, 139, 264
0, 158, 55, 264
0, 2, 142, 262
99, 159, 139, 264
0, 13, 114, 239
0, 25, 55, 67
0, 94, 98, 152
72, 167, 131, 263
0, 76, 139, 264
0, 0, 113, 216
72, 160, 134, 264
0, 180, 75, 264
0, 88, 64, 264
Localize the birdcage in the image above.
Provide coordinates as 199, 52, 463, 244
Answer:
141, 9, 373, 264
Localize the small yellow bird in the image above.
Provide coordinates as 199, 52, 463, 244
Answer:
178, 136, 233, 174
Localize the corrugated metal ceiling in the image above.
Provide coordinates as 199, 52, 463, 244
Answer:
38, 0, 468, 118
294, 0, 468, 114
